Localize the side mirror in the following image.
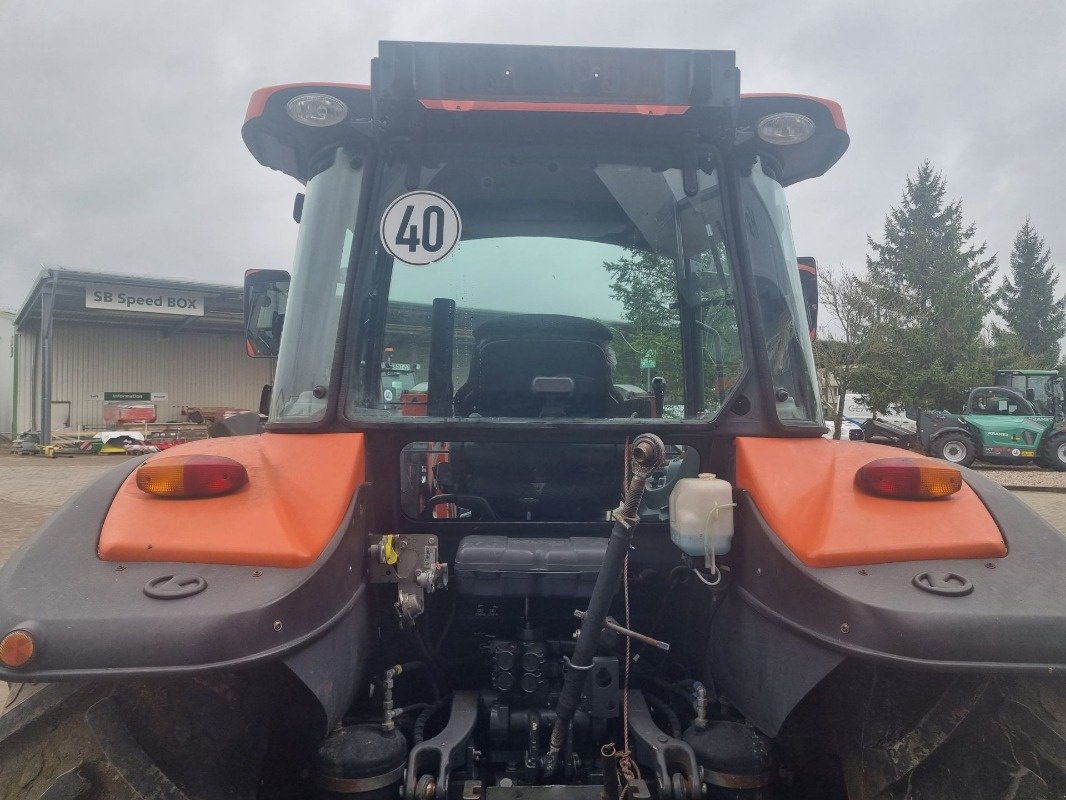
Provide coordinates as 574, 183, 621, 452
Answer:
244, 269, 290, 358
797, 257, 818, 340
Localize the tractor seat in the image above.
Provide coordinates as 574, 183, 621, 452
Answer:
454, 314, 614, 418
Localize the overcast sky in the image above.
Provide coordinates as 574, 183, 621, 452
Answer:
2, 1, 1064, 314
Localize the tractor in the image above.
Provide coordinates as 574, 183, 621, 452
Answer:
1, 42, 1063, 800
920, 372, 1066, 469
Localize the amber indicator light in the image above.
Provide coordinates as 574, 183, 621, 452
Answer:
136, 455, 248, 499
855, 457, 962, 500
0, 629, 36, 668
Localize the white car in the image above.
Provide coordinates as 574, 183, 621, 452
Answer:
842, 393, 916, 433
823, 416, 864, 441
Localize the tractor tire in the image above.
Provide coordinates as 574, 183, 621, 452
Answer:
931, 432, 977, 467
0, 675, 275, 800
816, 665, 1066, 800
1041, 433, 1066, 472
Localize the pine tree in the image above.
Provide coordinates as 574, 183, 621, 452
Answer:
602, 249, 742, 414
996, 219, 1065, 365
859, 162, 997, 411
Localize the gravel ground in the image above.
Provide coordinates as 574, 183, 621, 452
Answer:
0, 452, 125, 564
970, 464, 1066, 489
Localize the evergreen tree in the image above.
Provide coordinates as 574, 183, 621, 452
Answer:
602, 251, 683, 400
858, 162, 997, 411
995, 219, 1065, 365
602, 249, 742, 415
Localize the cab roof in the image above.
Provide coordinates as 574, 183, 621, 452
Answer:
242, 41, 848, 187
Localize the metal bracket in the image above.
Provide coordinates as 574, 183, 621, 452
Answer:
405, 690, 478, 800
626, 691, 700, 800
584, 656, 620, 719
368, 533, 448, 624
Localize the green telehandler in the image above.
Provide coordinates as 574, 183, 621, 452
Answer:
919, 369, 1066, 468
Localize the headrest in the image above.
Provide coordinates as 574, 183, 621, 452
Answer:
474, 314, 612, 345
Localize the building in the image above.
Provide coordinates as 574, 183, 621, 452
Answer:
10, 268, 273, 441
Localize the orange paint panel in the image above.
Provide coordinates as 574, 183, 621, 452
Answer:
734, 437, 1005, 567
99, 433, 365, 568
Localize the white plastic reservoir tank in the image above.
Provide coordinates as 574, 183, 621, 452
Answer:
668, 473, 735, 564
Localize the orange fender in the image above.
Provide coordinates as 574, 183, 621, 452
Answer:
99, 433, 365, 568
735, 437, 1006, 567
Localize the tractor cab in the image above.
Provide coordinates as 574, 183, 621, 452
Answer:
240, 42, 848, 525
963, 386, 1040, 417
242, 43, 846, 437
994, 368, 1064, 418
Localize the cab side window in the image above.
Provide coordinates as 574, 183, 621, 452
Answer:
973, 389, 1025, 416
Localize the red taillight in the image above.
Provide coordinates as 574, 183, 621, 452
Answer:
136, 455, 248, 499
855, 457, 962, 500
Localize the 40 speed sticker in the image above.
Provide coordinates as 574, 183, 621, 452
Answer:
380, 191, 461, 266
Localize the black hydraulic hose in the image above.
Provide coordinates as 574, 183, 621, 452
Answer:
395, 660, 442, 702
635, 567, 690, 661
435, 600, 458, 650
406, 627, 476, 702
648, 679, 697, 725
544, 434, 666, 774
414, 624, 478, 670
414, 696, 451, 744
644, 693, 682, 738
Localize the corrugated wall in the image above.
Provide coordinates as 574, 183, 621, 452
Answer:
18, 321, 274, 431
15, 329, 36, 435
